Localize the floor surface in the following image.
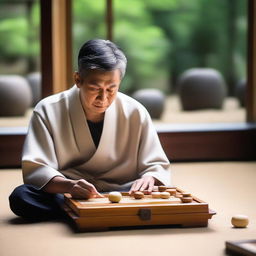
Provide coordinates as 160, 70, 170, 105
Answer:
0, 162, 255, 256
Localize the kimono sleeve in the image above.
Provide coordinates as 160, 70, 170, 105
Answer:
22, 111, 65, 189
137, 111, 171, 186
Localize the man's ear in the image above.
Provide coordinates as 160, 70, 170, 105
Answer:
74, 71, 82, 88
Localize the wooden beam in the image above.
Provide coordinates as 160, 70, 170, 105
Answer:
52, 0, 73, 94
247, 0, 256, 121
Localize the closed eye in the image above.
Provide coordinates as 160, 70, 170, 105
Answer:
88, 86, 100, 91
107, 88, 115, 93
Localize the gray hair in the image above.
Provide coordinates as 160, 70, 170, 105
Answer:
78, 39, 127, 79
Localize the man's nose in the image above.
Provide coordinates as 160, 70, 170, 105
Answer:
98, 90, 107, 101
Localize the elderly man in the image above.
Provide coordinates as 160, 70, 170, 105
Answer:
9, 39, 170, 220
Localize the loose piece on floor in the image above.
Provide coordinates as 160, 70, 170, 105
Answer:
231, 215, 249, 228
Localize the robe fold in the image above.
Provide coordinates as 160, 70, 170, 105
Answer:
22, 85, 171, 191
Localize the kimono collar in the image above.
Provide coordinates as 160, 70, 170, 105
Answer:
68, 85, 118, 164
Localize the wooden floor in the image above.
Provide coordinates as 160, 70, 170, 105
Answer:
0, 161, 255, 256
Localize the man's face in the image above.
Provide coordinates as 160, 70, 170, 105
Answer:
74, 69, 121, 119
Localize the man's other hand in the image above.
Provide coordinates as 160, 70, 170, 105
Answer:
129, 176, 156, 195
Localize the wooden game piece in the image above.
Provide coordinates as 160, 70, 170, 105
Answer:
108, 191, 122, 203
151, 192, 161, 198
182, 192, 192, 197
158, 186, 167, 192
160, 192, 170, 199
134, 191, 144, 199
166, 188, 176, 196
152, 186, 159, 192
231, 215, 249, 228
181, 197, 193, 203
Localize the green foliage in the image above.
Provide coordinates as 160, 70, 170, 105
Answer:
73, 0, 171, 94
0, 1, 39, 71
114, 0, 170, 93
186, 0, 247, 94
0, 0, 247, 95
0, 18, 28, 59
73, 0, 106, 69
144, 0, 247, 94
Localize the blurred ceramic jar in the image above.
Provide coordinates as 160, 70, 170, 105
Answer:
0, 75, 32, 116
177, 68, 227, 110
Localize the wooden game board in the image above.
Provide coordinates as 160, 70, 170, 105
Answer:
63, 187, 216, 232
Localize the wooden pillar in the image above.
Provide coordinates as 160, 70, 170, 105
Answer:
106, 0, 113, 41
40, 0, 53, 98
247, 0, 256, 122
40, 0, 73, 97
52, 0, 73, 94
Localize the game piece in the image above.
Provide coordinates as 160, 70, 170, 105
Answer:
231, 215, 249, 228
166, 188, 176, 196
134, 191, 144, 199
142, 190, 151, 195
160, 191, 170, 199
151, 192, 161, 198
158, 186, 167, 192
152, 185, 159, 192
182, 192, 192, 197
181, 197, 193, 203
108, 191, 122, 203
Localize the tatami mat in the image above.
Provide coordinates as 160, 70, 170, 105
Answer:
0, 162, 255, 256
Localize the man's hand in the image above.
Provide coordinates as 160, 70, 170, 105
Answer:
129, 176, 156, 195
69, 179, 104, 199
43, 176, 103, 199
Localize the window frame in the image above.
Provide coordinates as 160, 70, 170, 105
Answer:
0, 0, 255, 167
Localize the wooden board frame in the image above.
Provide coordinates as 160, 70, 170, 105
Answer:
226, 240, 256, 256
63, 188, 216, 232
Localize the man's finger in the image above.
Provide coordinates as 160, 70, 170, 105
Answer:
129, 180, 141, 194
129, 183, 137, 194
77, 180, 104, 198
129, 182, 137, 194
147, 178, 155, 192
87, 183, 104, 198
91, 189, 104, 198
133, 180, 143, 191
71, 186, 91, 199
131, 179, 144, 193
139, 180, 150, 191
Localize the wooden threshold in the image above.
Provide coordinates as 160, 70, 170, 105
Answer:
157, 123, 256, 161
0, 123, 255, 168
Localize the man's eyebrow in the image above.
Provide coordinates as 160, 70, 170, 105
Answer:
88, 83, 117, 88
88, 80, 101, 85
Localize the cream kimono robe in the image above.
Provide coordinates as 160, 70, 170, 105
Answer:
22, 85, 171, 191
